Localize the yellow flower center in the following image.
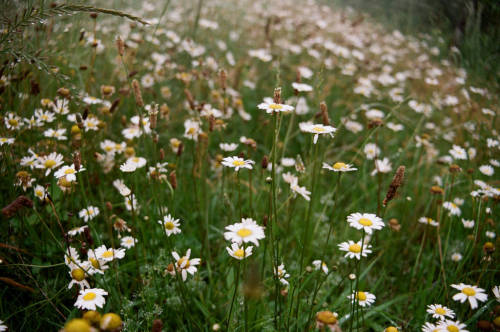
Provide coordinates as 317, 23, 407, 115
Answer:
87, 209, 93, 215
83, 292, 96, 301
233, 249, 245, 258
237, 228, 252, 237
356, 291, 367, 301
165, 221, 175, 230
90, 258, 100, 269
101, 250, 114, 258
0, 138, 6, 142
232, 160, 245, 167
349, 243, 361, 253
45, 159, 57, 168
8, 119, 18, 126
447, 325, 459, 332
269, 104, 283, 110
358, 218, 373, 226
35, 190, 43, 197
312, 126, 325, 132
333, 162, 346, 170
177, 257, 190, 268
435, 307, 446, 315
427, 218, 433, 224
451, 203, 457, 208
105, 146, 113, 152
65, 168, 75, 174
316, 311, 337, 324
71, 268, 85, 281
462, 287, 475, 296
187, 127, 196, 134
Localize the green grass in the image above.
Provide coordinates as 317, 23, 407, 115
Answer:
0, 0, 499, 331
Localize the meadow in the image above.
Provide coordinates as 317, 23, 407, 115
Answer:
0, 0, 499, 331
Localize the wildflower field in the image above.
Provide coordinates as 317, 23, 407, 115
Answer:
0, 0, 499, 331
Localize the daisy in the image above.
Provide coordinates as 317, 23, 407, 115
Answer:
226, 242, 253, 260
322, 162, 357, 172
312, 260, 329, 274
421, 322, 438, 332
54, 164, 85, 182
281, 158, 295, 167
290, 180, 311, 201
449, 145, 467, 160
461, 219, 474, 229
492, 285, 500, 302
292, 82, 313, 92
479, 165, 494, 176
124, 194, 138, 211
257, 101, 294, 114
113, 179, 131, 197
44, 128, 67, 140
171, 249, 201, 281
451, 253, 463, 262
0, 137, 15, 146
436, 320, 468, 332
418, 217, 439, 227
224, 218, 265, 246
158, 214, 181, 236
426, 304, 455, 320
364, 143, 380, 160
4, 113, 22, 130
371, 158, 392, 176
347, 213, 385, 234
451, 283, 488, 309
83, 117, 100, 131
64, 247, 82, 268
74, 288, 108, 310
221, 156, 255, 171
183, 119, 201, 141
0, 320, 7, 331
299, 122, 336, 144
220, 143, 238, 152
52, 98, 69, 114
275, 263, 290, 285
94, 245, 125, 262
348, 291, 376, 307
170, 138, 182, 154
443, 202, 461, 216
338, 240, 372, 260
33, 185, 46, 201
86, 251, 109, 275
36, 152, 64, 176
67, 225, 88, 237
121, 236, 137, 249
79, 206, 100, 222
68, 268, 90, 290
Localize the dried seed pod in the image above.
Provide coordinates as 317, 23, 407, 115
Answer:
320, 101, 330, 125
73, 151, 81, 171
273, 87, 281, 104
2, 196, 33, 218
169, 171, 177, 189
116, 36, 125, 56
131, 79, 144, 107
383, 166, 405, 206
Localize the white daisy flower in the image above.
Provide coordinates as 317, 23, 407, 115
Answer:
36, 152, 64, 176
79, 206, 100, 222
371, 158, 392, 176
312, 260, 329, 274
492, 285, 500, 302
183, 119, 201, 141
67, 225, 88, 237
348, 291, 376, 307
54, 164, 85, 182
451, 253, 463, 262
220, 143, 238, 152
418, 217, 439, 227
461, 219, 474, 229
338, 240, 372, 260
158, 214, 181, 236
68, 268, 90, 290
426, 304, 455, 320
221, 156, 255, 171
33, 184, 46, 201
299, 122, 336, 144
347, 213, 385, 234
121, 236, 137, 249
421, 322, 438, 332
94, 245, 125, 261
275, 263, 290, 285
290, 180, 311, 201
258, 101, 294, 114
363, 143, 380, 160
0, 137, 15, 146
436, 320, 468, 332
224, 218, 265, 246
443, 202, 461, 216
226, 242, 253, 260
292, 82, 313, 92
449, 145, 467, 160
451, 283, 487, 309
479, 165, 494, 176
74, 288, 108, 310
171, 249, 201, 281
322, 162, 357, 172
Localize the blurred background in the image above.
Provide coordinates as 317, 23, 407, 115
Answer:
329, 0, 500, 84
